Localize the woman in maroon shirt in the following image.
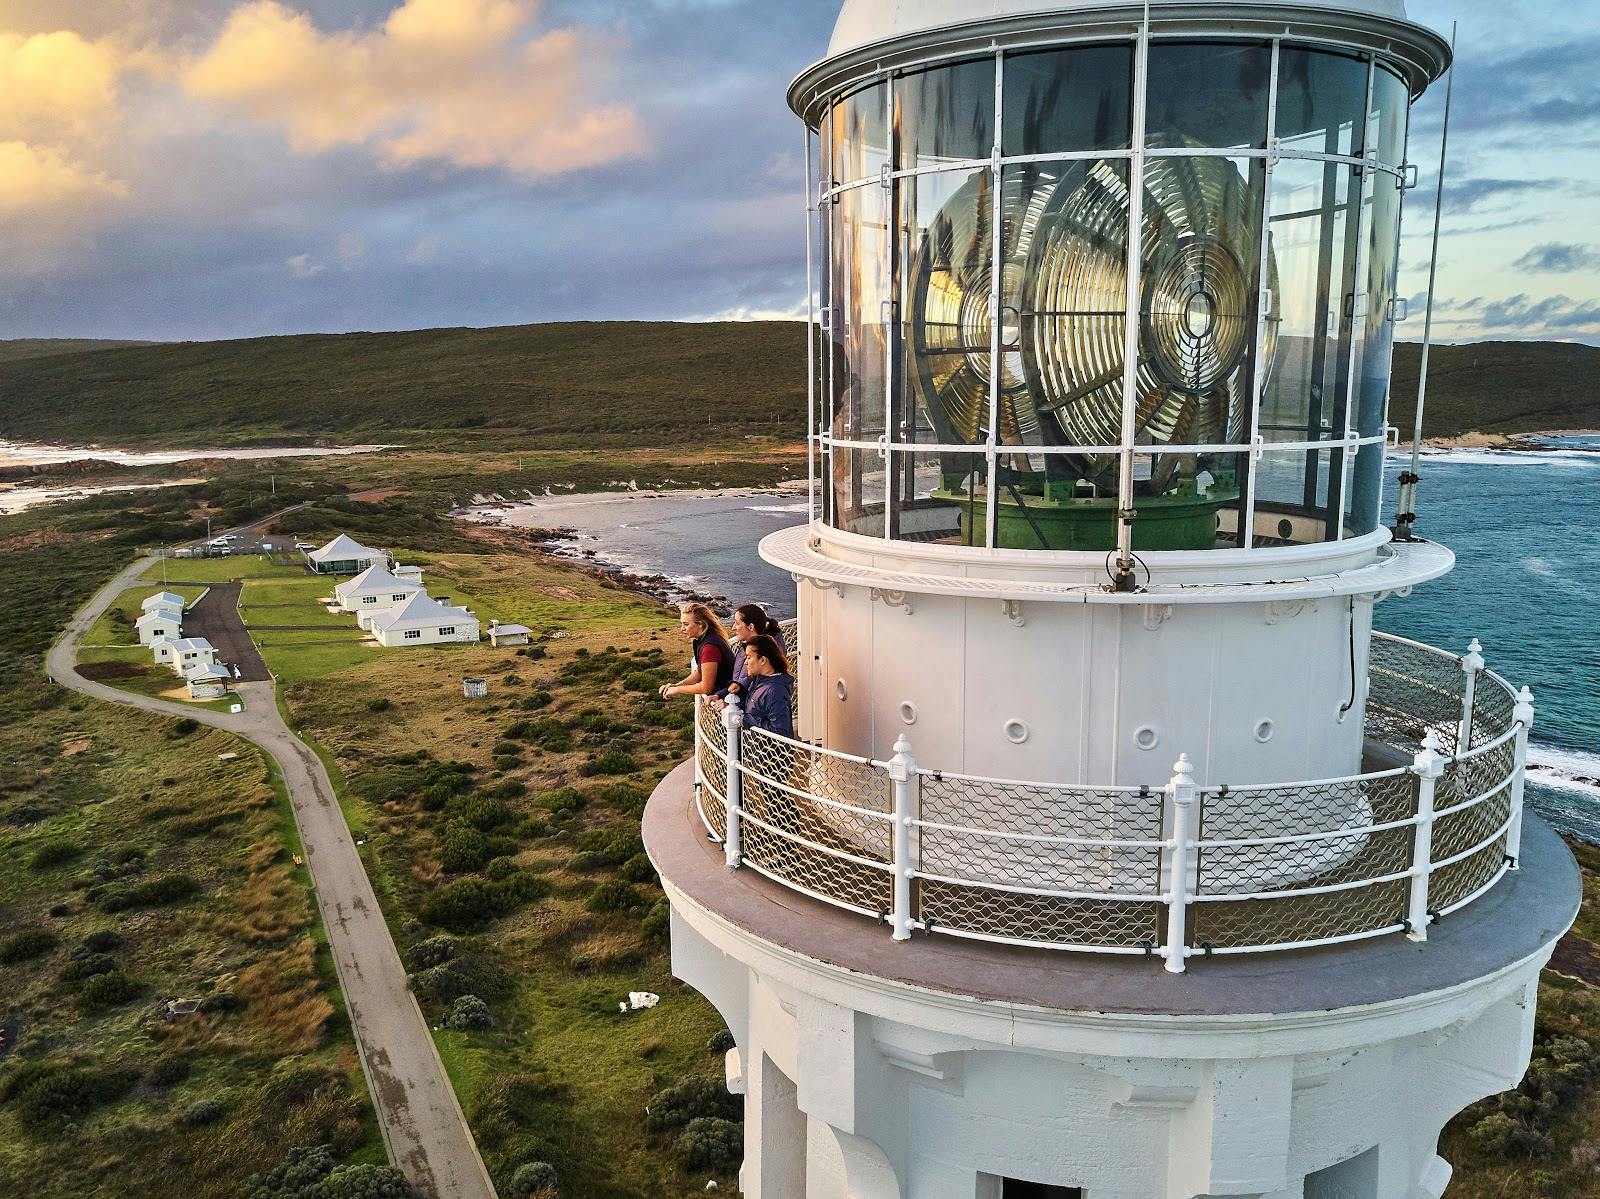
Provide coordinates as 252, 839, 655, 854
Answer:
660, 602, 735, 700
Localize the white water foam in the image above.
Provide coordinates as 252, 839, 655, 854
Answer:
1526, 743, 1600, 799
746, 501, 811, 515
1387, 448, 1599, 468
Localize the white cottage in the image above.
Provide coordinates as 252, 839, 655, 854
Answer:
334, 564, 424, 614
164, 637, 218, 676
142, 591, 186, 613
136, 607, 184, 646
304, 534, 387, 575
370, 593, 480, 648
186, 663, 231, 699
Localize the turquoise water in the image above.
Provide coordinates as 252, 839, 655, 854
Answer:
493, 445, 1600, 838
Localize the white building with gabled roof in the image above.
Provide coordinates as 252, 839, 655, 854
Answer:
488, 621, 532, 648
136, 607, 184, 646
370, 593, 479, 648
143, 591, 186, 613
335, 564, 425, 614
304, 534, 387, 575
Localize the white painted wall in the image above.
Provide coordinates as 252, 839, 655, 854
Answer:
375, 620, 480, 648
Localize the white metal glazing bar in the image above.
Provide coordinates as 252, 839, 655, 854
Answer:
1335, 57, 1379, 540
884, 78, 896, 541
1113, 9, 1152, 586
985, 50, 1006, 549
1243, 42, 1282, 550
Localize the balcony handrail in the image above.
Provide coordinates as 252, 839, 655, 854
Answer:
692, 633, 1533, 972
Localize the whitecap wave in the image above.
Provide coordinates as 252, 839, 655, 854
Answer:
1387, 448, 1599, 468
1525, 742, 1600, 799
745, 502, 811, 515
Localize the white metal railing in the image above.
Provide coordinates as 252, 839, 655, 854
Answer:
691, 633, 1533, 972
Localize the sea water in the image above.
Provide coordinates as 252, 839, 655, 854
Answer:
479, 444, 1600, 839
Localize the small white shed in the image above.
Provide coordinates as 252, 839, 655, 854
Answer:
143, 591, 186, 613
488, 621, 532, 648
187, 663, 231, 699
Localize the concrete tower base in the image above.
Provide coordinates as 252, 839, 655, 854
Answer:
645, 763, 1580, 1199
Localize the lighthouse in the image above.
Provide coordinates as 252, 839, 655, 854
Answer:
642, 2, 1581, 1196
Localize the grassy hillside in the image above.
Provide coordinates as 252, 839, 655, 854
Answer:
1391, 341, 1600, 438
0, 339, 154, 365
0, 322, 806, 448
0, 324, 1592, 449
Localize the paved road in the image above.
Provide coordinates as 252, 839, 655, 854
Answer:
182, 581, 273, 682
49, 556, 497, 1199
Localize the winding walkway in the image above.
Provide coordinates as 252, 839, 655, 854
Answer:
48, 555, 496, 1199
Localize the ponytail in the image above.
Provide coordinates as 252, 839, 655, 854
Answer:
736, 603, 781, 638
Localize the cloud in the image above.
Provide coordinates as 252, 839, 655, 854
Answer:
0, 139, 127, 216
286, 252, 326, 277
1443, 176, 1545, 214
182, 0, 645, 177
1512, 243, 1600, 273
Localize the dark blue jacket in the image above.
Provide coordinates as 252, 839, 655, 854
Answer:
742, 673, 796, 739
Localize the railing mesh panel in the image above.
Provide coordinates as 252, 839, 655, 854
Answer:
736, 727, 892, 915
918, 881, 1163, 949
915, 776, 1165, 948
1469, 677, 1517, 750
1191, 879, 1409, 950
697, 701, 728, 839
1367, 636, 1464, 756
1429, 836, 1508, 912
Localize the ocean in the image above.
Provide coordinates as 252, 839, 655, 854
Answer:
469, 442, 1600, 840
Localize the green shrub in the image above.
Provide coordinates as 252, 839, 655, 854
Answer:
520, 690, 553, 710
128, 872, 202, 906
455, 795, 512, 831
246, 1143, 337, 1197
59, 950, 116, 981
623, 670, 670, 693
0, 927, 58, 964
676, 1116, 744, 1171
641, 899, 670, 948
484, 856, 519, 881
527, 718, 572, 752
579, 749, 637, 777
493, 741, 524, 759
148, 1055, 192, 1088
420, 873, 551, 932
596, 782, 647, 814
80, 928, 124, 952
30, 840, 83, 869
707, 1029, 736, 1056
317, 1163, 416, 1198
444, 994, 494, 1031
77, 970, 141, 1011
619, 854, 657, 885
181, 1096, 227, 1126
95, 888, 131, 912
534, 787, 585, 813
419, 783, 453, 812
167, 718, 200, 739
586, 880, 644, 914
403, 936, 458, 970
367, 697, 393, 713
508, 1161, 559, 1197
645, 1075, 741, 1134
410, 952, 514, 1005
503, 720, 536, 741
2, 1062, 138, 1133
438, 823, 490, 873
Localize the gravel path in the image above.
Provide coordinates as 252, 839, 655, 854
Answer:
48, 554, 497, 1199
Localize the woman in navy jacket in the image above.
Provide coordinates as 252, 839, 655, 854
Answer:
739, 634, 796, 740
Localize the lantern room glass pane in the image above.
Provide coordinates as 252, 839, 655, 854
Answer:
1254, 448, 1339, 546
1134, 155, 1264, 449
1132, 449, 1247, 550
831, 445, 887, 538
1346, 441, 1385, 539
1000, 159, 1129, 460
830, 182, 889, 442
1358, 163, 1404, 441
1369, 64, 1409, 168
1145, 42, 1270, 149
897, 166, 994, 447
896, 59, 995, 170
832, 83, 888, 186
1002, 44, 1133, 155
889, 450, 984, 545
1276, 48, 1369, 158
1260, 157, 1360, 442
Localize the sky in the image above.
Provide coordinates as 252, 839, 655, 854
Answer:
0, 0, 1594, 345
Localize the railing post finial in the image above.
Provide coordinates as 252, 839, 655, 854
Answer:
1458, 641, 1484, 753
1163, 754, 1198, 975
1508, 687, 1535, 869
889, 735, 918, 942
722, 694, 743, 870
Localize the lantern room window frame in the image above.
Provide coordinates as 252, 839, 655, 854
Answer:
803, 33, 1415, 554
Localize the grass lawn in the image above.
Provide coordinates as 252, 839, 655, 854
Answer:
141, 556, 310, 584
242, 577, 341, 607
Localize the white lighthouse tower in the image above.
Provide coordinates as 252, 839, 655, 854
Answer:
643, 3, 1581, 1197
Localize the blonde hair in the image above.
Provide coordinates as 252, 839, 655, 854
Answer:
680, 602, 728, 641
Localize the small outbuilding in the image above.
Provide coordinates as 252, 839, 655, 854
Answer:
463, 678, 488, 699
371, 593, 480, 648
143, 591, 186, 613
136, 608, 183, 646
334, 564, 424, 614
304, 534, 387, 576
186, 663, 231, 699
487, 621, 532, 648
